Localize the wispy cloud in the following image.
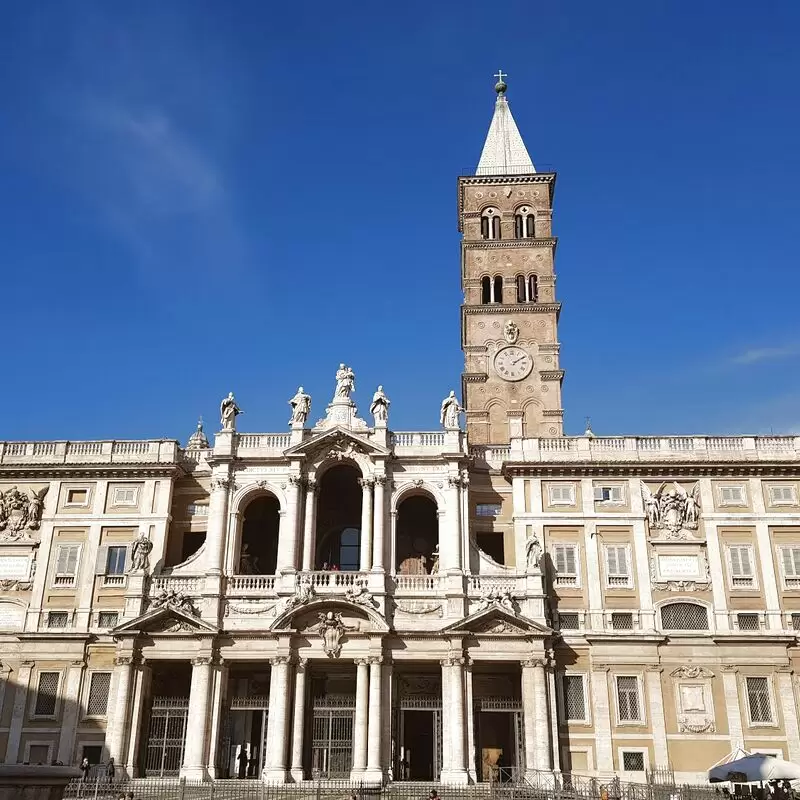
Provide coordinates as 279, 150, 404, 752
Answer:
729, 344, 800, 365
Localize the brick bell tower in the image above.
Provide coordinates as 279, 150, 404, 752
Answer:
458, 73, 564, 445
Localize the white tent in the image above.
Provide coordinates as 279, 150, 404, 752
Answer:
708, 753, 800, 783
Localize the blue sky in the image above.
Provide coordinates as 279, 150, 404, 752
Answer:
3, 2, 800, 442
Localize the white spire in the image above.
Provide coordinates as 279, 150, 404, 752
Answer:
476, 72, 535, 176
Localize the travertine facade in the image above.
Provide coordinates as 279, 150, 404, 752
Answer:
0, 79, 798, 786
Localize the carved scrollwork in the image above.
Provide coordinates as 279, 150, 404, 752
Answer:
150, 589, 198, 617
211, 476, 231, 492
671, 665, 714, 679
0, 486, 47, 541
678, 716, 715, 733
642, 481, 701, 538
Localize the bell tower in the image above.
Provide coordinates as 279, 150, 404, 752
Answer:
458, 74, 564, 445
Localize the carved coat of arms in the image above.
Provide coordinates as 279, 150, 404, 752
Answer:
641, 481, 700, 538
0, 486, 47, 541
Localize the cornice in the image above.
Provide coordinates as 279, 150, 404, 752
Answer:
462, 303, 560, 315
463, 238, 557, 250
458, 174, 557, 229
503, 461, 800, 479
0, 465, 183, 480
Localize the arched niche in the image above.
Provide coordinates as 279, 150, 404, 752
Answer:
238, 493, 280, 575
395, 492, 439, 574
314, 463, 364, 571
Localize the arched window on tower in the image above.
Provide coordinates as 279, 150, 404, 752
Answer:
514, 206, 535, 239
516, 273, 539, 303
493, 275, 503, 304
481, 208, 501, 241
481, 276, 491, 304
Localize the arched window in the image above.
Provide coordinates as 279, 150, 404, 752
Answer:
493, 275, 503, 304
481, 276, 491, 304
514, 206, 535, 239
660, 602, 709, 631
481, 208, 501, 240
516, 274, 526, 303
529, 274, 538, 302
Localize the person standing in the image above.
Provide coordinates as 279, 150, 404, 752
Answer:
80, 757, 90, 782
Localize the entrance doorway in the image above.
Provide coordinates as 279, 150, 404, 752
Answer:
476, 710, 521, 783
400, 710, 436, 780
226, 708, 268, 778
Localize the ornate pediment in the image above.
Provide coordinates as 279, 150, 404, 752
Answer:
111, 604, 218, 637
442, 605, 551, 637
284, 427, 390, 462
671, 665, 715, 679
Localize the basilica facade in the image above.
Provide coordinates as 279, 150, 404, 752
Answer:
0, 78, 799, 786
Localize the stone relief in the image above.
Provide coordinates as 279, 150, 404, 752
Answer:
224, 601, 277, 617
0, 579, 32, 591
671, 666, 715, 679
477, 587, 517, 613
393, 600, 443, 616
283, 574, 316, 610
369, 386, 390, 425
649, 551, 710, 592
288, 387, 312, 425
150, 616, 197, 633
503, 320, 520, 344
641, 482, 701, 539
0, 486, 47, 541
678, 717, 716, 734
220, 392, 242, 431
344, 576, 376, 608
129, 533, 153, 573
150, 589, 198, 617
525, 532, 542, 571
440, 391, 463, 430
472, 618, 524, 634
317, 611, 348, 658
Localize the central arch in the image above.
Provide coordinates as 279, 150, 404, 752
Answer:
395, 493, 439, 574
315, 463, 363, 570
239, 494, 280, 574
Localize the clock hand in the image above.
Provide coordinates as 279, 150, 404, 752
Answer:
511, 356, 527, 365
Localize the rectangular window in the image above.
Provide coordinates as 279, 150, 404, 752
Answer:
719, 485, 745, 506
611, 612, 634, 630
65, 488, 89, 506
34, 672, 60, 717
187, 503, 210, 516
605, 545, 632, 588
112, 487, 138, 507
791, 614, 800, 631
53, 544, 80, 587
728, 545, 756, 588
737, 613, 760, 631
622, 751, 646, 772
616, 676, 642, 723
559, 612, 580, 630
562, 675, 588, 722
476, 503, 502, 517
594, 485, 624, 503
28, 744, 50, 765
106, 546, 127, 575
769, 485, 797, 505
552, 544, 579, 587
549, 484, 576, 505
86, 672, 111, 716
780, 546, 800, 589
98, 611, 119, 628
476, 531, 505, 565
46, 611, 68, 629
746, 677, 773, 724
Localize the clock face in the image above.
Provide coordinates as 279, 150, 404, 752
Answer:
494, 346, 534, 381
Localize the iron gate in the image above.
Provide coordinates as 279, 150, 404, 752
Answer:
144, 697, 189, 776
311, 704, 355, 778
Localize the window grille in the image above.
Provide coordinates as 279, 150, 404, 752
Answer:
616, 676, 641, 722
34, 672, 60, 716
86, 672, 111, 716
729, 545, 755, 588
98, 611, 119, 628
611, 612, 634, 630
780, 546, 800, 588
605, 545, 631, 587
559, 612, 580, 630
46, 611, 68, 629
622, 751, 646, 771
553, 544, 578, 587
791, 614, 800, 631
746, 677, 773, 723
562, 675, 587, 721
660, 602, 709, 631
737, 613, 760, 631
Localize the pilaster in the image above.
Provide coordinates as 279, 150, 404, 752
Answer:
721, 666, 744, 751
645, 667, 669, 769
290, 659, 308, 782
351, 658, 369, 780
277, 476, 301, 573
372, 474, 387, 571
359, 477, 375, 571
521, 659, 538, 779
4, 662, 33, 764
590, 666, 614, 775
301, 480, 317, 571
55, 661, 85, 766
124, 660, 151, 776
777, 670, 800, 762
207, 659, 229, 779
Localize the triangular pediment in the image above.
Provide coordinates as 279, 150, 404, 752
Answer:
285, 427, 390, 460
442, 605, 551, 636
111, 604, 219, 637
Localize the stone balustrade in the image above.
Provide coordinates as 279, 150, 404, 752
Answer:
0, 439, 179, 464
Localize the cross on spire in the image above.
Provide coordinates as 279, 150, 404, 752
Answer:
494, 69, 507, 83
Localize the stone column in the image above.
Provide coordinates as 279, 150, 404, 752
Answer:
532, 660, 551, 770
364, 657, 384, 783
351, 659, 370, 780
106, 657, 133, 766
546, 658, 561, 773
207, 660, 229, 778
301, 480, 318, 571
359, 478, 375, 571
591, 667, 614, 775
521, 660, 538, 778
290, 659, 308, 782
371, 475, 387, 571
646, 667, 669, 769
56, 661, 85, 765
264, 657, 292, 782
442, 476, 463, 572
440, 659, 452, 776
465, 659, 477, 782
440, 657, 468, 783
277, 477, 302, 573
4, 662, 33, 764
206, 474, 231, 575
124, 661, 151, 776
181, 657, 213, 780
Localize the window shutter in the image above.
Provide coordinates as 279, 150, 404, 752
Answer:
94, 545, 109, 575
57, 545, 78, 575
593, 487, 604, 501
565, 545, 577, 575
783, 547, 800, 577
606, 547, 618, 575
610, 486, 623, 502
616, 546, 628, 576
554, 546, 566, 574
